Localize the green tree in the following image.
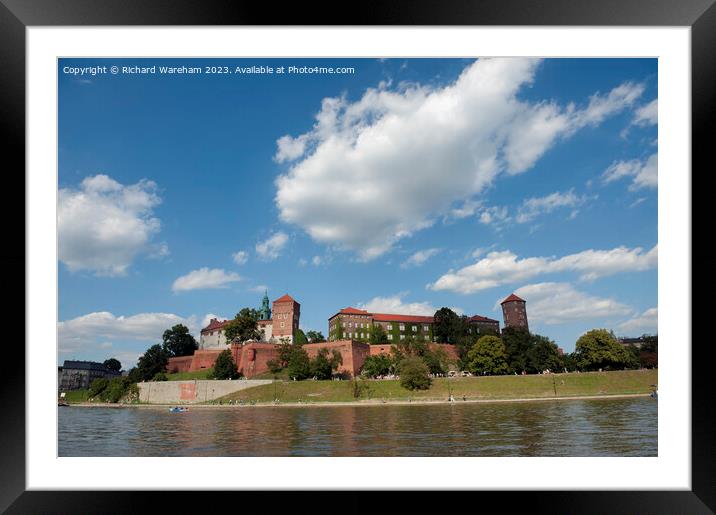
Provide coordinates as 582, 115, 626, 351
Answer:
563, 352, 578, 372
127, 367, 142, 383
103, 358, 122, 372
398, 357, 432, 390
640, 334, 658, 353
501, 326, 533, 374
573, 329, 639, 371
423, 345, 450, 375
392, 334, 428, 359
211, 349, 240, 379
306, 330, 325, 343
152, 372, 168, 381
100, 377, 134, 403
223, 308, 261, 344
295, 329, 308, 345
360, 354, 393, 378
136, 344, 169, 381
639, 335, 658, 369
466, 335, 509, 376
276, 341, 294, 368
309, 348, 343, 380
526, 335, 564, 373
266, 359, 283, 374
368, 324, 387, 344
433, 308, 462, 344
161, 324, 198, 357
286, 346, 311, 380
88, 378, 109, 397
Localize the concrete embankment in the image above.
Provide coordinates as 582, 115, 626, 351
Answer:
137, 379, 272, 404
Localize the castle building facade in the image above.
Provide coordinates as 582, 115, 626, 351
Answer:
328, 307, 500, 343
58, 360, 121, 391
501, 293, 529, 332
199, 292, 301, 348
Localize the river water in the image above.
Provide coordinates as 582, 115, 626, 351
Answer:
58, 397, 656, 457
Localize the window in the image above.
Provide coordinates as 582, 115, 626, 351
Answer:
400, 335, 405, 340
423, 325, 429, 331
387, 324, 392, 330
387, 334, 393, 340
399, 325, 405, 331
280, 322, 285, 328
412, 326, 417, 332
361, 333, 364, 339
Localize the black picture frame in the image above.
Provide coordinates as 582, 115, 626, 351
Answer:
2, 1, 711, 512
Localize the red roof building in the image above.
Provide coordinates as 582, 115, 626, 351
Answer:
201, 318, 228, 334
501, 293, 526, 304
501, 292, 529, 332
328, 306, 501, 343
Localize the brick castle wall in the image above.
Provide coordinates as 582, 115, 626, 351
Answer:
303, 340, 370, 377
166, 340, 461, 378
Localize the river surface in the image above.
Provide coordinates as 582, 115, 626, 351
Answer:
58, 397, 657, 457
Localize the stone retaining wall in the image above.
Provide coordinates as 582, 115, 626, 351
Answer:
137, 379, 272, 404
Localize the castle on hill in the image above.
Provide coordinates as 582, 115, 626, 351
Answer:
170, 291, 529, 379
199, 291, 301, 347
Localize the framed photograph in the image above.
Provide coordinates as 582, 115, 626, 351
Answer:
4, 0, 711, 512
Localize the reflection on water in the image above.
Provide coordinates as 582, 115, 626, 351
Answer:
59, 397, 656, 457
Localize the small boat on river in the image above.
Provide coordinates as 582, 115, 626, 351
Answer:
169, 406, 189, 413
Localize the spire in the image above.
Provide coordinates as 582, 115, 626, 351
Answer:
259, 289, 271, 320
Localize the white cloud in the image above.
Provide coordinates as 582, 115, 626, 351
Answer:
630, 197, 647, 208
450, 199, 482, 219
516, 189, 589, 224
58, 174, 163, 276
59, 311, 186, 355
255, 232, 288, 260
232, 250, 248, 265
617, 307, 658, 334
274, 134, 310, 163
248, 285, 268, 293
58, 311, 220, 367
429, 244, 657, 294
478, 206, 510, 226
602, 153, 657, 191
632, 99, 658, 127
172, 267, 242, 292
504, 282, 632, 324
148, 242, 170, 259
401, 248, 442, 268
274, 58, 643, 260
201, 313, 227, 329
312, 255, 322, 266
358, 293, 446, 316
573, 82, 645, 127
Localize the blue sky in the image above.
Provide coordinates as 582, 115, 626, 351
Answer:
58, 58, 657, 368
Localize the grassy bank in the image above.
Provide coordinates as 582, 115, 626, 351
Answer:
216, 369, 657, 404
165, 368, 214, 381
62, 389, 91, 403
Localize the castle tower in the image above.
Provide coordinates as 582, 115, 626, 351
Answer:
259, 289, 271, 321
501, 293, 528, 332
272, 294, 300, 343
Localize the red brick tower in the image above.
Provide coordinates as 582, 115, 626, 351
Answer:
272, 294, 300, 343
501, 293, 528, 332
